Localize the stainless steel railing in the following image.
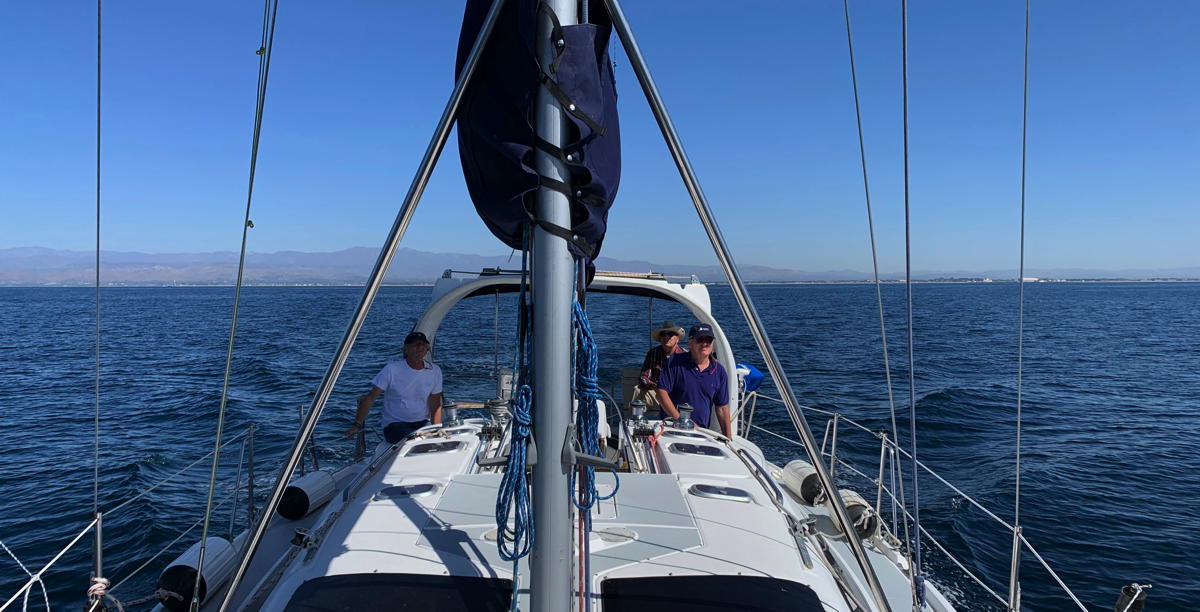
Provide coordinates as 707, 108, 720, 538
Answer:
743, 392, 1089, 611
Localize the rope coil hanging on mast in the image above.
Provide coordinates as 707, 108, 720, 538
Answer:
493, 231, 536, 612
569, 294, 619, 516
496, 235, 536, 564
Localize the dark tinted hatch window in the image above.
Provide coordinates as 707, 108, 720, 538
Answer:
284, 573, 512, 611
601, 575, 824, 611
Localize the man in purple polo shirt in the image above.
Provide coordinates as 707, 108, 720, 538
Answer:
656, 323, 731, 437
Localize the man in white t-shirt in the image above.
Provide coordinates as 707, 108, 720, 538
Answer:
345, 331, 443, 444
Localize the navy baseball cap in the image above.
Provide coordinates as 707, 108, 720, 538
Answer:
404, 331, 430, 345
688, 323, 715, 340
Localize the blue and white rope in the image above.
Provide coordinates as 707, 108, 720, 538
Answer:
0, 537, 50, 612
570, 300, 619, 514
496, 384, 534, 562
496, 234, 534, 566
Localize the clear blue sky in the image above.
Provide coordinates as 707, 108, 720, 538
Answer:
1, 1, 1196, 273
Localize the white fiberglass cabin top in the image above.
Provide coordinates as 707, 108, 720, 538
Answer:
152, 270, 953, 612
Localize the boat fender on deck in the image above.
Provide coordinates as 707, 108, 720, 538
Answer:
155, 537, 235, 612
780, 460, 824, 505
278, 470, 337, 520
838, 489, 881, 540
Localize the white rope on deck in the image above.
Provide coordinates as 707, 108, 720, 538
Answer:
0, 519, 97, 612
0, 539, 49, 612
85, 577, 124, 612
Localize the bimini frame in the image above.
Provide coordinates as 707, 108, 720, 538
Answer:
412, 270, 741, 426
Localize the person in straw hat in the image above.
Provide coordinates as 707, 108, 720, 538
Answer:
634, 321, 686, 411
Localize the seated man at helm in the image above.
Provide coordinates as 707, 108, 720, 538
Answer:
345, 331, 443, 444
634, 320, 686, 412
656, 323, 731, 437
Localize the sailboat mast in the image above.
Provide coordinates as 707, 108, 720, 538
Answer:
529, 0, 578, 610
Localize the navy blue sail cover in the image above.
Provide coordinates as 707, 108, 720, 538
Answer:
456, 0, 621, 266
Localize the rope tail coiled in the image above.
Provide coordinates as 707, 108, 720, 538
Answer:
495, 385, 535, 562
496, 231, 535, 566
569, 298, 619, 517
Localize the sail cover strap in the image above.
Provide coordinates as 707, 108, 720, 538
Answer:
455, 0, 621, 271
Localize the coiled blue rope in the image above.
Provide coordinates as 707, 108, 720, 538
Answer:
570, 300, 619, 515
496, 384, 534, 562
496, 232, 534, 566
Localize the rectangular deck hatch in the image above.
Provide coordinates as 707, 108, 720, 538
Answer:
668, 442, 726, 457
406, 440, 463, 455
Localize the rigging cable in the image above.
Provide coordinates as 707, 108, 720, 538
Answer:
191, 1, 281, 609
839, 0, 915, 586
900, 0, 926, 606
91, 1, 105, 599
1009, 0, 1032, 608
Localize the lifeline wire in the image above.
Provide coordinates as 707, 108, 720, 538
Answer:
191, 0, 280, 607
1010, 0, 1032, 604
900, 0, 926, 605
840, 0, 914, 582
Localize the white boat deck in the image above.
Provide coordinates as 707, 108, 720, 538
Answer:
211, 419, 954, 611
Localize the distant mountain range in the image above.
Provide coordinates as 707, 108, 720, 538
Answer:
0, 247, 1195, 285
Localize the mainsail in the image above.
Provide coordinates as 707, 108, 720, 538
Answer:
455, 0, 621, 266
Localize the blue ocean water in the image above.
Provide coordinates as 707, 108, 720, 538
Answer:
1, 282, 1197, 610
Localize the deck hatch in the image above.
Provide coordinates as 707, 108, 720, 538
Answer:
662, 430, 707, 440
406, 440, 463, 455
373, 483, 438, 501
687, 483, 751, 503
668, 442, 725, 457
